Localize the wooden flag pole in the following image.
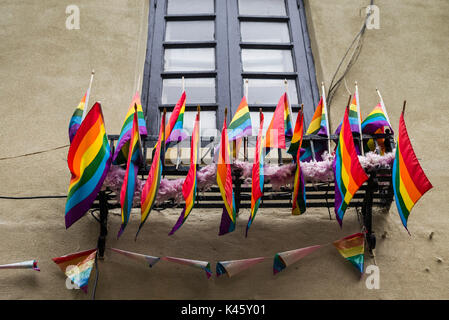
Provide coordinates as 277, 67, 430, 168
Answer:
245, 79, 249, 100
355, 81, 365, 156
402, 100, 406, 114
321, 82, 331, 154
82, 69, 95, 121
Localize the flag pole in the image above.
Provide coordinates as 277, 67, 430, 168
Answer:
321, 82, 331, 155
402, 100, 406, 115
176, 77, 185, 169
243, 79, 249, 161
284, 79, 294, 130
82, 69, 95, 121
355, 81, 365, 155
197, 105, 201, 166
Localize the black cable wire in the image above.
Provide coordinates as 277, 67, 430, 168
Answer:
91, 251, 99, 300
0, 195, 67, 200
0, 145, 69, 161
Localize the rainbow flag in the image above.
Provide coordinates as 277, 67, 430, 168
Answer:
169, 111, 200, 235
228, 96, 252, 141
52, 249, 97, 293
299, 97, 329, 162
113, 92, 147, 165
291, 110, 306, 215
216, 257, 265, 278
137, 112, 166, 238
264, 92, 292, 151
392, 111, 432, 233
273, 245, 321, 275
68, 92, 87, 143
246, 112, 264, 237
117, 109, 142, 238
333, 106, 368, 227
166, 91, 188, 146
65, 102, 112, 228
217, 114, 236, 235
362, 103, 393, 134
335, 94, 361, 135
333, 233, 365, 274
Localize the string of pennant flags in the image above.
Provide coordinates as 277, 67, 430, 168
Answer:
0, 231, 368, 294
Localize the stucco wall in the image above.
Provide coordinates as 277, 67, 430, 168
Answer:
0, 0, 448, 299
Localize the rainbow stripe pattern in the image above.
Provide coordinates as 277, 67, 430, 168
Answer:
392, 111, 432, 233
117, 109, 142, 238
291, 110, 306, 215
112, 91, 147, 165
68, 92, 87, 143
228, 96, 252, 141
333, 107, 368, 227
65, 102, 112, 229
299, 97, 328, 162
335, 95, 361, 135
273, 245, 321, 275
333, 233, 365, 274
246, 112, 264, 237
217, 115, 237, 235
166, 91, 188, 145
52, 249, 97, 293
264, 93, 291, 151
169, 112, 200, 235
361, 103, 392, 134
137, 112, 166, 238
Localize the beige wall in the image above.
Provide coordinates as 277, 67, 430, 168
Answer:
0, 0, 448, 299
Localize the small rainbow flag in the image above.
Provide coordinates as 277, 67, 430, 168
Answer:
217, 113, 237, 236
228, 96, 252, 141
117, 108, 142, 238
0, 260, 40, 271
216, 257, 265, 278
137, 112, 166, 238
334, 94, 362, 135
166, 91, 188, 146
68, 92, 87, 143
65, 102, 112, 229
299, 97, 329, 162
333, 106, 368, 227
113, 91, 147, 165
246, 112, 264, 237
392, 110, 432, 233
273, 245, 321, 275
264, 92, 292, 151
291, 109, 306, 215
333, 233, 365, 274
52, 249, 97, 293
169, 110, 200, 235
362, 103, 393, 134
162, 256, 212, 279
110, 248, 160, 268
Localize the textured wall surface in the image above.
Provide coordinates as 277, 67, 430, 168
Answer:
0, 0, 448, 299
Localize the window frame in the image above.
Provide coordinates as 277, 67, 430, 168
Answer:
141, 0, 318, 135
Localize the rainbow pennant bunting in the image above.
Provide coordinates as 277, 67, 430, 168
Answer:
217, 113, 237, 236
228, 96, 252, 141
392, 110, 432, 233
166, 91, 188, 146
299, 97, 329, 162
52, 249, 97, 293
162, 256, 212, 279
117, 108, 142, 238
216, 257, 265, 278
65, 102, 112, 228
68, 91, 87, 143
169, 111, 200, 235
137, 112, 166, 238
273, 245, 321, 275
0, 260, 40, 271
110, 248, 160, 268
333, 233, 365, 274
291, 109, 306, 215
333, 106, 368, 227
246, 112, 264, 237
112, 91, 147, 165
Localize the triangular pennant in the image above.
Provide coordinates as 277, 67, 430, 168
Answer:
52, 249, 97, 293
216, 257, 265, 278
0, 260, 40, 271
273, 245, 321, 275
333, 233, 365, 274
162, 256, 212, 279
110, 248, 160, 268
